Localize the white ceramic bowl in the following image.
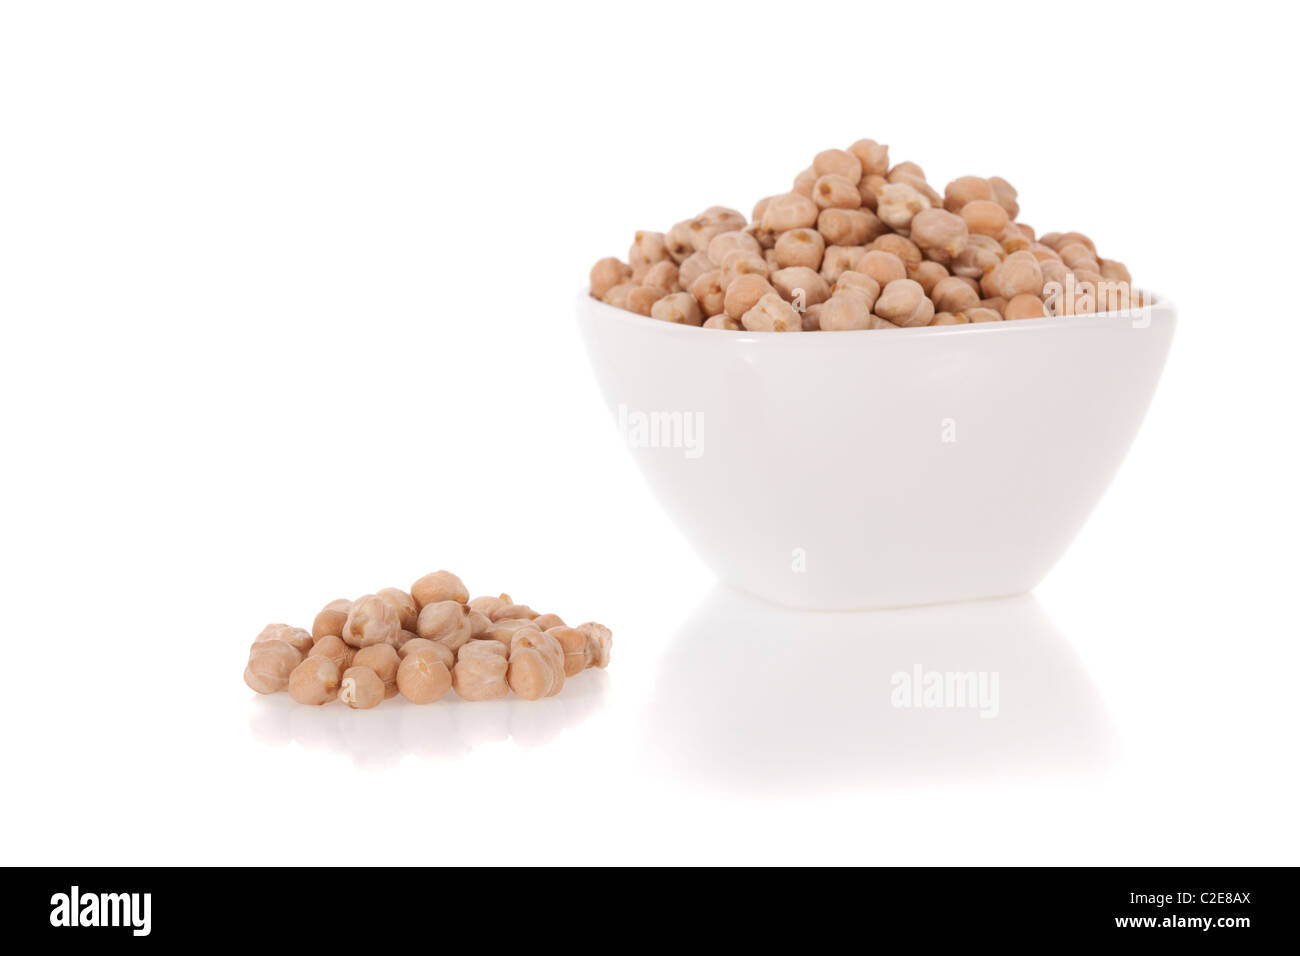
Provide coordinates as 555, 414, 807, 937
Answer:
577, 293, 1175, 610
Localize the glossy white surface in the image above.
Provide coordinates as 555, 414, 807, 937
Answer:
579, 295, 1176, 608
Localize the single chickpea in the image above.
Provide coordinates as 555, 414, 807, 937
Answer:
911, 260, 949, 296
813, 148, 863, 184
1005, 293, 1048, 320
353, 643, 401, 699
665, 220, 695, 263
577, 622, 613, 669
819, 292, 873, 331
831, 271, 881, 310
307, 634, 352, 677
870, 314, 902, 330
723, 274, 778, 320
960, 200, 1009, 237
966, 307, 1003, 323
719, 249, 769, 287
868, 234, 922, 272
741, 293, 802, 333
689, 206, 747, 252
847, 139, 890, 177
452, 641, 509, 701
288, 656, 340, 706
930, 311, 970, 326
943, 176, 993, 213
859, 173, 887, 210
1058, 242, 1099, 272
873, 278, 925, 323
468, 593, 509, 617
492, 603, 537, 621
770, 266, 831, 307
988, 176, 1019, 219
529, 613, 562, 631
792, 166, 818, 197
390, 629, 417, 652
910, 208, 969, 258
706, 230, 760, 266
628, 231, 669, 268
983, 250, 1044, 299
703, 314, 741, 330
507, 629, 567, 700
624, 286, 661, 316
481, 618, 540, 649
817, 208, 884, 247
892, 171, 942, 207
819, 245, 862, 283
876, 182, 929, 232
341, 595, 401, 649
774, 229, 826, 270
601, 283, 632, 309
416, 600, 472, 650
979, 297, 1008, 314
950, 234, 1004, 278
397, 637, 451, 663
760, 192, 820, 232
547, 626, 590, 677
244, 640, 303, 694
590, 258, 633, 300
931, 275, 981, 313
376, 588, 418, 632
339, 666, 385, 710
1057, 231, 1097, 254
751, 196, 775, 223
1029, 243, 1062, 263
412, 571, 468, 608
678, 250, 714, 291
256, 623, 314, 655
396, 651, 452, 704
1100, 259, 1132, 284
690, 270, 727, 316
855, 250, 907, 286
651, 292, 704, 326
641, 260, 681, 294
812, 174, 862, 210
311, 599, 352, 640
1040, 258, 1069, 287
802, 303, 824, 331
999, 224, 1033, 254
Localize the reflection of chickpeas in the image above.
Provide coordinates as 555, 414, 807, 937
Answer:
288, 656, 339, 706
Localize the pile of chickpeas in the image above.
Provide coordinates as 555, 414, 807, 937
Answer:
588, 139, 1140, 331
243, 571, 612, 708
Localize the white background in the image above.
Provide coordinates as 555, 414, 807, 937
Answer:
2, 1, 1297, 865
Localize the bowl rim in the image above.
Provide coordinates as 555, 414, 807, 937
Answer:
578, 289, 1173, 343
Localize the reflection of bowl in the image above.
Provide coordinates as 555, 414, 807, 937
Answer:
578, 293, 1175, 609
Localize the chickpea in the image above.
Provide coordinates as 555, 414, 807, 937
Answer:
481, 617, 540, 649
859, 173, 886, 210
930, 311, 970, 326
690, 270, 726, 316
911, 259, 949, 296
723, 274, 777, 320
255, 622, 313, 655
999, 224, 1033, 254
819, 292, 872, 331
854, 250, 906, 286
532, 613, 564, 631
589, 258, 632, 300
774, 228, 826, 270
983, 250, 1044, 299
817, 208, 884, 247
813, 148, 862, 184
931, 275, 980, 313
802, 303, 824, 331
493, 603, 538, 621
468, 593, 509, 617
770, 266, 830, 307
1040, 258, 1069, 287
819, 245, 862, 283
397, 651, 452, 704
1100, 259, 1132, 284
417, 600, 472, 650
311, 600, 352, 641
244, 640, 302, 694
868, 234, 922, 272
720, 249, 769, 287
741, 293, 802, 333
353, 643, 400, 699
397, 637, 453, 666
412, 571, 468, 608
577, 622, 613, 669
979, 297, 1007, 315
1005, 293, 1047, 321
943, 176, 993, 212
703, 314, 741, 330
1058, 242, 1099, 272
339, 666, 385, 710
307, 634, 352, 676
601, 283, 632, 309
876, 182, 929, 232
340, 595, 401, 649
873, 278, 925, 323
624, 285, 660, 316
960, 200, 1009, 237
376, 588, 418, 632
628, 231, 669, 268
812, 174, 862, 210
641, 260, 681, 294
760, 192, 820, 232
966, 307, 1003, 323
950, 233, 1004, 278
390, 629, 417, 652
831, 271, 881, 310
678, 250, 713, 292
665, 220, 695, 263
547, 626, 590, 677
792, 166, 817, 197
1056, 231, 1097, 255
988, 176, 1019, 219
452, 641, 509, 701
506, 629, 566, 700
910, 208, 968, 258
847, 139, 889, 177
651, 291, 704, 326
288, 656, 339, 706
